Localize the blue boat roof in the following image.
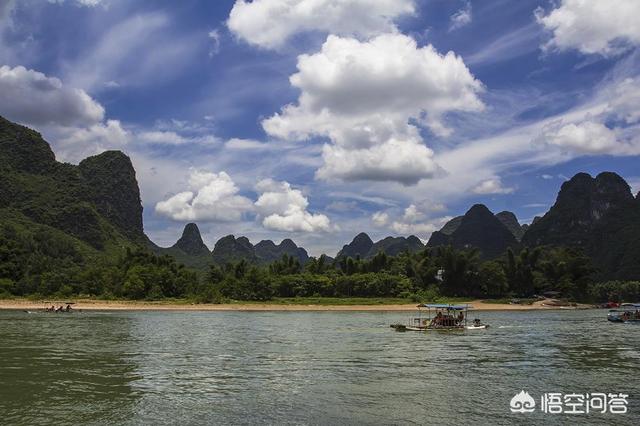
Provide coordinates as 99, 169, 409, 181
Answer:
417, 304, 471, 310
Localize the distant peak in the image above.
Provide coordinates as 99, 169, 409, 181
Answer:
182, 223, 201, 238
279, 238, 297, 250
466, 204, 493, 217
496, 211, 519, 223
353, 232, 373, 244
173, 223, 208, 255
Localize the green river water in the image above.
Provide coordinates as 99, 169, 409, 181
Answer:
0, 309, 638, 425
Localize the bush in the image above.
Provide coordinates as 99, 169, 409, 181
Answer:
587, 281, 640, 303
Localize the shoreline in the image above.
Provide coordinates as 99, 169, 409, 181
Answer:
0, 299, 593, 312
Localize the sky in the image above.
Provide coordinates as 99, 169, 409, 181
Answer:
1, 0, 640, 256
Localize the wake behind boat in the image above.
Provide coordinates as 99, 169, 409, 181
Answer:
390, 304, 490, 332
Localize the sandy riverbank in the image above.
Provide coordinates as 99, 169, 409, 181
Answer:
0, 299, 592, 312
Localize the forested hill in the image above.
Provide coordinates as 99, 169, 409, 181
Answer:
0, 115, 145, 249
522, 172, 640, 280
1, 115, 640, 301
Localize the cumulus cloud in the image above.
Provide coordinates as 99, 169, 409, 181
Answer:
373, 204, 451, 238
390, 210, 453, 237
449, 2, 472, 31
227, 0, 415, 49
155, 171, 254, 222
471, 177, 514, 195
539, 119, 640, 156
54, 120, 129, 162
536, 0, 640, 56
0, 65, 135, 162
316, 139, 442, 185
371, 211, 389, 227
0, 65, 104, 127
255, 179, 331, 232
263, 33, 484, 184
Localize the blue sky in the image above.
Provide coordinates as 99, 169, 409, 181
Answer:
1, 0, 640, 256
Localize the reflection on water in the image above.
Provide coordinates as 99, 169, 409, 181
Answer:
0, 309, 637, 425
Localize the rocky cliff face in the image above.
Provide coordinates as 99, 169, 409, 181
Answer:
522, 172, 640, 279
439, 216, 463, 236
79, 151, 144, 239
172, 223, 209, 256
522, 172, 633, 249
495, 211, 525, 241
427, 204, 518, 259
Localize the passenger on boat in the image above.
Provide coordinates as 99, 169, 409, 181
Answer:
65, 304, 72, 312
56, 305, 64, 312
457, 312, 464, 324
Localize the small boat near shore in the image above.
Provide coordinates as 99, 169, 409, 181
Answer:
390, 304, 489, 332
607, 303, 640, 323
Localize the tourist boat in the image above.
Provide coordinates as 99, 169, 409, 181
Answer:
390, 304, 489, 331
607, 303, 640, 323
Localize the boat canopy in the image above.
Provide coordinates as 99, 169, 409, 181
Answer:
620, 303, 640, 308
417, 304, 472, 310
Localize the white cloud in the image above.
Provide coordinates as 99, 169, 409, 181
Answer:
54, 119, 129, 162
0, 65, 135, 162
316, 139, 443, 185
541, 174, 554, 180
471, 177, 514, 195
0, 65, 104, 127
539, 119, 640, 156
155, 171, 254, 222
401, 204, 424, 222
449, 2, 472, 31
227, 0, 415, 49
255, 179, 331, 232
371, 211, 389, 227
65, 12, 201, 91
606, 77, 640, 124
138, 130, 218, 146
263, 33, 484, 184
390, 214, 452, 237
390, 221, 438, 235
536, 0, 640, 56
225, 138, 272, 150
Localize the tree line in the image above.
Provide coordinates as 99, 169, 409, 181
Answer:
1, 221, 638, 303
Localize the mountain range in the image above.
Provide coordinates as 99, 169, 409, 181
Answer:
1, 115, 639, 280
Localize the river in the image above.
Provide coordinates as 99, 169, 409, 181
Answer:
0, 309, 637, 425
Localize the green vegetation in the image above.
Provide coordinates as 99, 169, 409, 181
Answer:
1, 115, 639, 305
